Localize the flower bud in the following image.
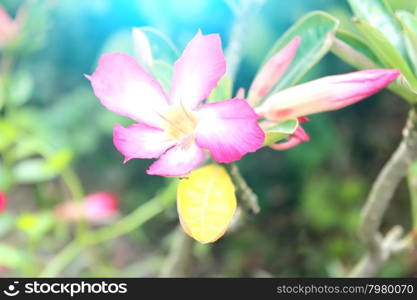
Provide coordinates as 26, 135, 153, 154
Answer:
248, 36, 301, 106
258, 69, 400, 122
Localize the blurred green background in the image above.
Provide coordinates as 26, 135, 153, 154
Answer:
0, 0, 416, 277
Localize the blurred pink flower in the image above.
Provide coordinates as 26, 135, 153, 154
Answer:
84, 192, 119, 221
0, 191, 6, 213
0, 4, 24, 48
87, 30, 264, 177
249, 37, 400, 150
55, 191, 119, 223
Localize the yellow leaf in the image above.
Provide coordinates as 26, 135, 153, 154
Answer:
177, 164, 236, 244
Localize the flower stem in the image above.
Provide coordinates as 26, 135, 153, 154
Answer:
40, 180, 177, 277
408, 164, 417, 231
61, 168, 87, 239
159, 226, 194, 277
225, 163, 260, 214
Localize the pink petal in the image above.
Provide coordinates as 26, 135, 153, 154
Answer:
146, 142, 205, 177
258, 69, 400, 122
195, 98, 265, 163
87, 53, 169, 128
113, 124, 175, 162
169, 30, 226, 109
248, 36, 301, 106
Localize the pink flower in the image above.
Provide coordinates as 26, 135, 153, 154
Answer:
248, 38, 400, 150
0, 4, 24, 48
87, 31, 264, 176
55, 191, 119, 223
0, 191, 6, 213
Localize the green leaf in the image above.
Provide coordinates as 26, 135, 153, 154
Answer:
263, 11, 339, 94
207, 75, 232, 103
332, 30, 381, 70
354, 20, 417, 89
347, 0, 406, 57
132, 27, 153, 70
396, 11, 417, 73
332, 29, 417, 103
0, 119, 19, 152
47, 149, 73, 172
0, 244, 27, 269
97, 27, 179, 64
151, 60, 173, 93
0, 77, 5, 110
9, 71, 34, 107
0, 213, 15, 238
8, 137, 43, 162
13, 158, 59, 184
17, 212, 55, 242
263, 119, 299, 146
0, 163, 13, 191
139, 26, 180, 64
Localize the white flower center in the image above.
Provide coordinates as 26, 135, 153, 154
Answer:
160, 105, 197, 144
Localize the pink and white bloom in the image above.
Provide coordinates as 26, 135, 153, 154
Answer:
87, 31, 264, 176
0, 4, 24, 48
249, 37, 400, 149
55, 191, 119, 223
0, 191, 6, 213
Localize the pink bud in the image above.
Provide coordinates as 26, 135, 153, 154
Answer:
270, 118, 310, 150
0, 4, 23, 48
257, 69, 400, 122
0, 191, 6, 213
248, 36, 301, 106
235, 87, 245, 99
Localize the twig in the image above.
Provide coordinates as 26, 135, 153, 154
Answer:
61, 168, 87, 240
408, 160, 417, 230
159, 226, 194, 277
225, 163, 260, 214
349, 226, 410, 277
350, 108, 417, 277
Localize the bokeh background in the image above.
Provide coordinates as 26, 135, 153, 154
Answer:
1, 0, 416, 277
